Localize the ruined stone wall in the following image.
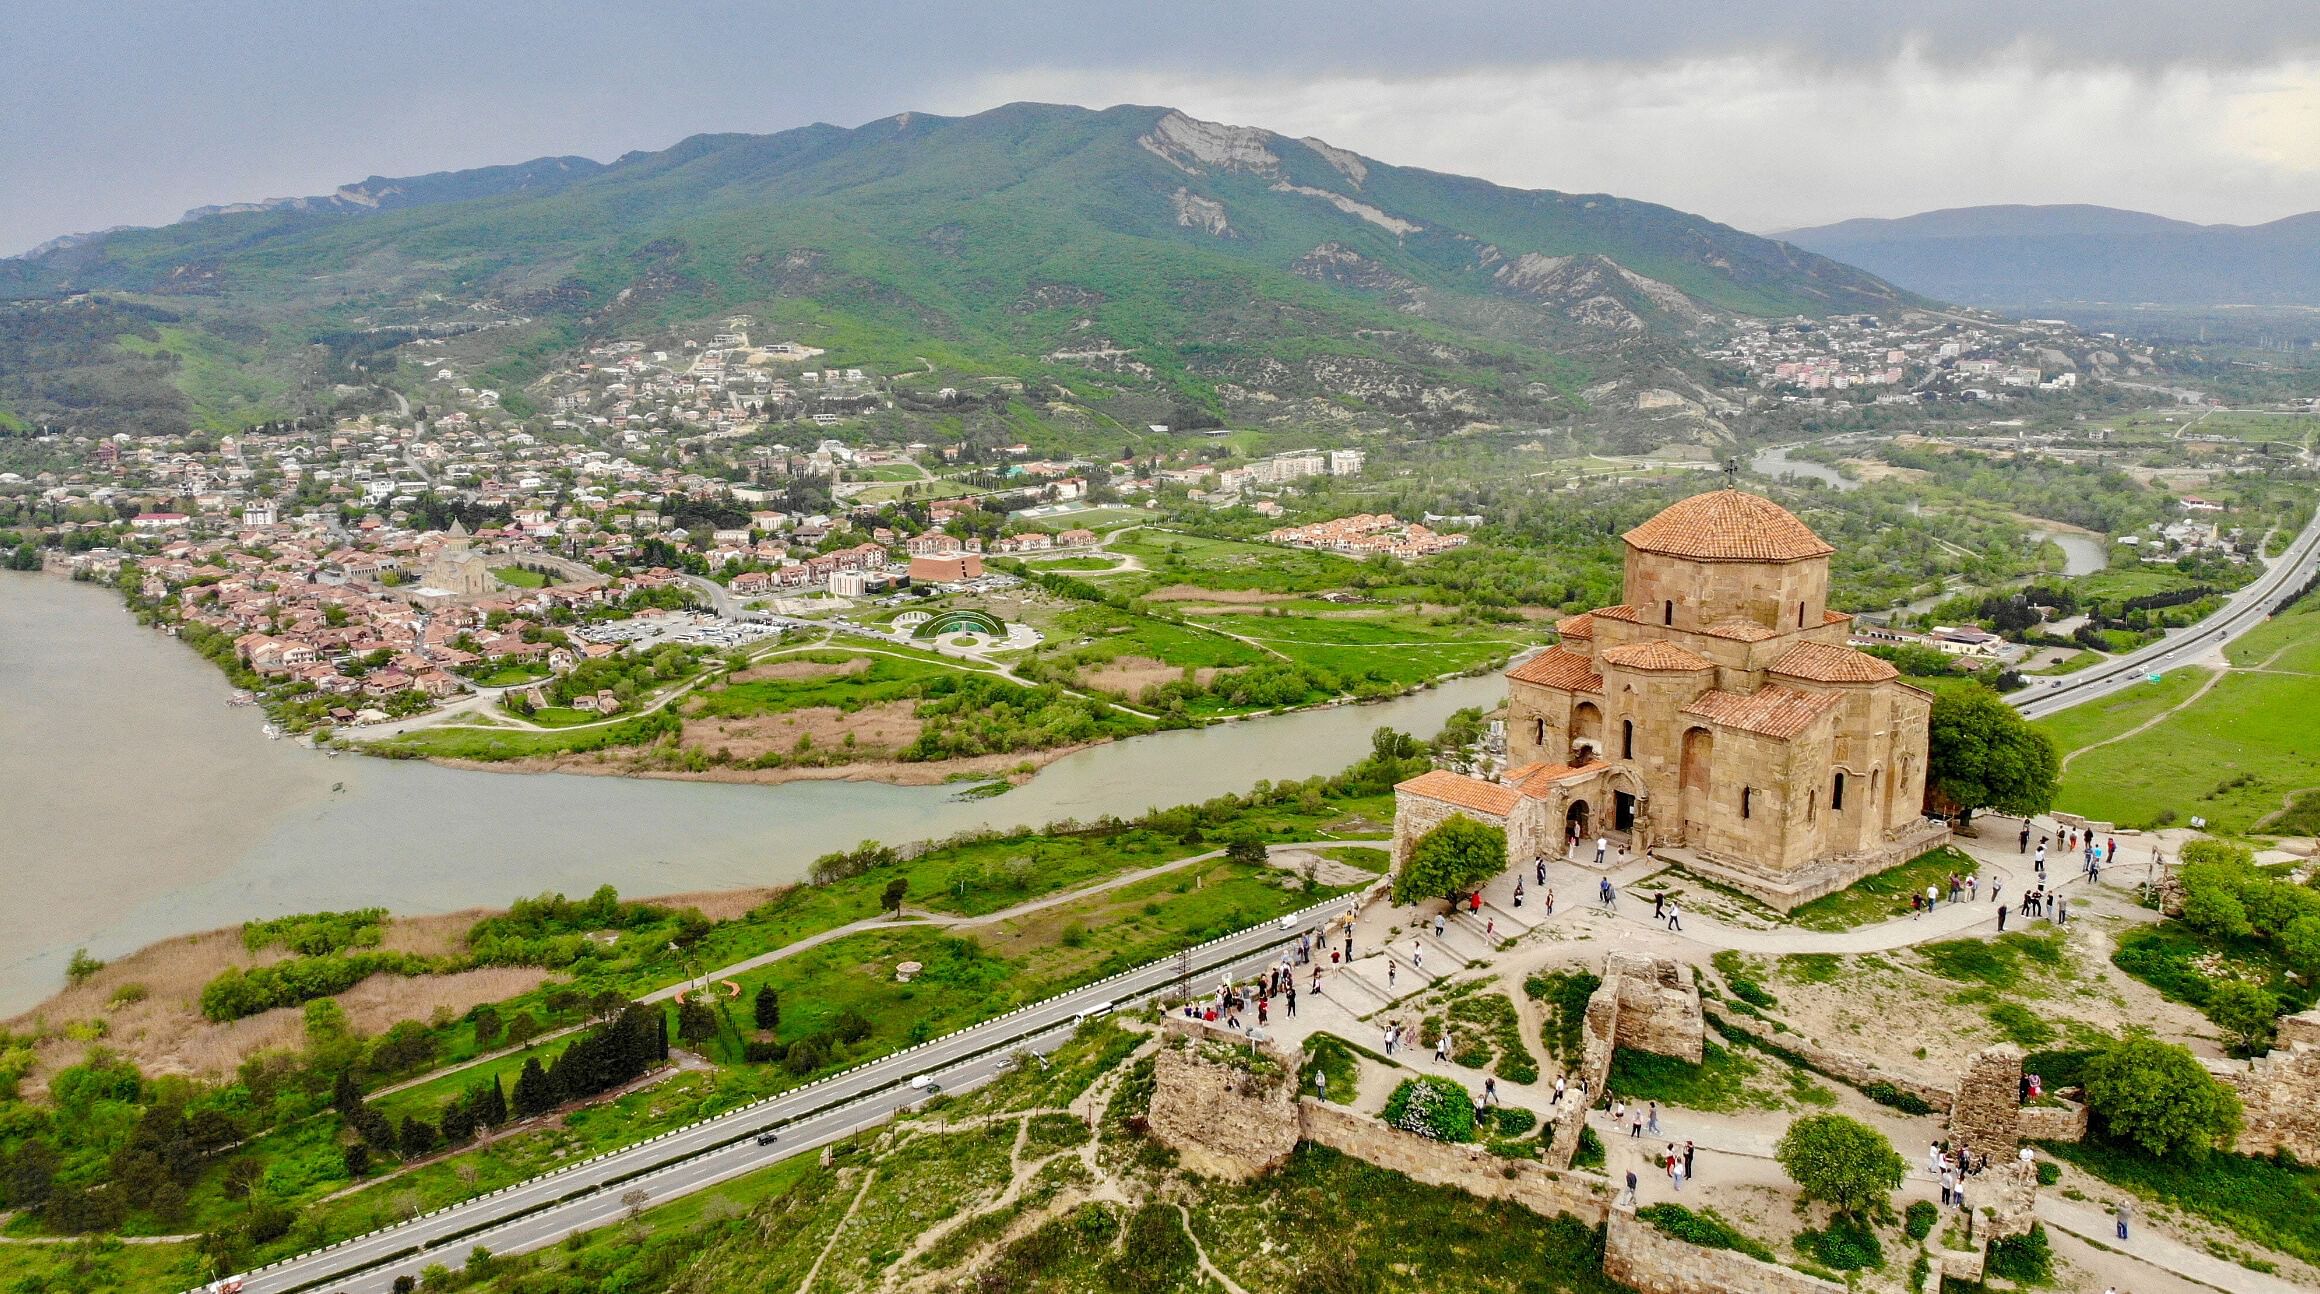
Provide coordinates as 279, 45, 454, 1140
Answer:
2209, 1034, 2320, 1161
1982, 1156, 2041, 1243
1605, 954, 1705, 1063
2014, 1102, 2087, 1143
1702, 1003, 1952, 1113
1147, 1029, 1302, 1179
1947, 1045, 2026, 1157
1603, 1206, 1849, 1294
1299, 1099, 1612, 1225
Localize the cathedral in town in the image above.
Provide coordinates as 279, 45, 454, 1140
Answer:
1393, 489, 1946, 909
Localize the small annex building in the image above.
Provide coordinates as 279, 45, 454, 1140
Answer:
1393, 489, 1947, 908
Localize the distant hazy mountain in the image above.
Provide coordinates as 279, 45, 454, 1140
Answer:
0, 103, 1922, 439
1778, 204, 2320, 307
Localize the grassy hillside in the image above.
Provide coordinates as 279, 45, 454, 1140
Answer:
0, 103, 1922, 436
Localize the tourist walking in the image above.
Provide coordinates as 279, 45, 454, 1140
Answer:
1482, 1077, 1498, 1109
1619, 1169, 1638, 1207
1596, 836, 1609, 867
1435, 1030, 1450, 1062
1629, 1105, 1645, 1138
1997, 903, 2007, 932
2019, 824, 2031, 853
1926, 884, 1939, 913
1434, 912, 1446, 939
1653, 892, 1665, 920
1666, 901, 1683, 933
1683, 1140, 1695, 1180
1536, 856, 1547, 886
1647, 1100, 1661, 1135
2115, 1198, 2132, 1240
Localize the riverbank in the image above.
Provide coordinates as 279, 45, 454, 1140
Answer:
420, 741, 1081, 788
0, 571, 1502, 1014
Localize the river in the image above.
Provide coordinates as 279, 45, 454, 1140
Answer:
0, 574, 1500, 1014
1751, 444, 2107, 578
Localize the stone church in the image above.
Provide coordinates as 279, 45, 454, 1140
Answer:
1394, 489, 1945, 908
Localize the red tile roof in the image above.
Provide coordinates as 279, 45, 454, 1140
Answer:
1395, 770, 1520, 817
1505, 761, 1600, 799
1600, 640, 1714, 672
1681, 685, 1841, 740
1768, 641, 1899, 683
1507, 647, 1603, 693
1555, 612, 1594, 639
1591, 603, 1643, 624
1623, 490, 1836, 563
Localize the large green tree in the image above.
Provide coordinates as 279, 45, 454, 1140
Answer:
1393, 815, 1507, 905
2082, 1036, 2242, 1158
1775, 1114, 1906, 1217
1925, 687, 2058, 824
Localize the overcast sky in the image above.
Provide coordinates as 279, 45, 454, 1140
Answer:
6, 1, 2320, 254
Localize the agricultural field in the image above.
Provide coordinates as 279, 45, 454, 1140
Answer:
2038, 590, 2320, 832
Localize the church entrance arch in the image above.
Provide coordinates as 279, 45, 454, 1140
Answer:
1565, 800, 1591, 842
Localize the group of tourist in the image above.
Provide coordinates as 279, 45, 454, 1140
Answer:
1926, 1139, 1993, 1213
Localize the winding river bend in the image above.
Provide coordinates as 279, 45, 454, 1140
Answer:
0, 574, 1498, 1013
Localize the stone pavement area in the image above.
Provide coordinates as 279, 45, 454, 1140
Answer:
1224, 812, 2290, 1294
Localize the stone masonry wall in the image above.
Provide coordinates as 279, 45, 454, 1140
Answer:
1603, 1206, 1848, 1294
1605, 954, 1705, 1063
1299, 1098, 1612, 1225
2014, 1101, 2087, 1143
1147, 1029, 1302, 1179
1947, 1044, 2025, 1157
1982, 1155, 2041, 1243
2208, 1017, 2320, 1160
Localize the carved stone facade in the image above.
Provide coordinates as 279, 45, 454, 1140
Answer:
1394, 490, 1937, 907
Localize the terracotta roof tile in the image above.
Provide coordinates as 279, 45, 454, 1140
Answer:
1590, 603, 1643, 624
1395, 770, 1520, 817
1681, 685, 1841, 740
1507, 647, 1602, 693
1555, 612, 1594, 639
1823, 609, 1853, 626
1505, 761, 1598, 799
1599, 640, 1714, 672
1623, 490, 1836, 563
1768, 641, 1899, 683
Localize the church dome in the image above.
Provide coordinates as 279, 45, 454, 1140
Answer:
1623, 489, 1835, 563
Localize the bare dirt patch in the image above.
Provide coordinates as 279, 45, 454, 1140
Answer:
726, 655, 873, 685
1078, 655, 1219, 699
334, 967, 556, 1036
677, 700, 923, 761
1834, 457, 1931, 484
640, 885, 795, 923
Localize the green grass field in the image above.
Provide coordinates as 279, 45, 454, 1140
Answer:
1199, 610, 1523, 686
491, 565, 550, 589
1785, 846, 1979, 931
687, 650, 967, 718
2037, 593, 2320, 832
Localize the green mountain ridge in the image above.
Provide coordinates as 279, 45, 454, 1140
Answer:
0, 102, 1926, 437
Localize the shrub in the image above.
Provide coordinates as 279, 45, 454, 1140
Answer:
1524, 969, 1601, 1066
1985, 1223, 2054, 1283
1795, 1211, 1884, 1271
1904, 1199, 1938, 1240
2035, 1160, 2060, 1187
1859, 1081, 1937, 1116
2082, 1036, 2242, 1159
1574, 1123, 1607, 1171
1382, 1075, 1476, 1143
1394, 816, 1506, 905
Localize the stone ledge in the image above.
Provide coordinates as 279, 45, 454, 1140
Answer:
1656, 819, 1952, 911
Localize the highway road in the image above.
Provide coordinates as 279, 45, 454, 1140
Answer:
2011, 506, 2320, 721
214, 898, 1357, 1294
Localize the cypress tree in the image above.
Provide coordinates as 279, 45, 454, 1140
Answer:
753, 986, 780, 1032
331, 1069, 363, 1115
511, 1057, 554, 1118
397, 1116, 436, 1160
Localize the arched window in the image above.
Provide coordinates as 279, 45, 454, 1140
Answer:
1798, 600, 1807, 628
1741, 787, 1752, 819
1534, 717, 1545, 746
1664, 600, 1674, 626
1621, 720, 1634, 760
1807, 789, 1817, 822
1832, 771, 1846, 811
